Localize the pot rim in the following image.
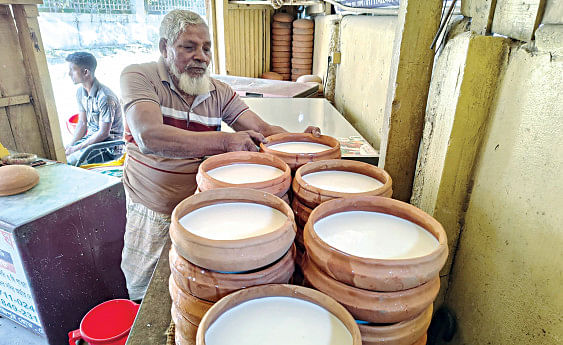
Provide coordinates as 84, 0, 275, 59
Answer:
259, 133, 341, 159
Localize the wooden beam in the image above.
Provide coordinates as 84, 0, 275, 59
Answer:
12, 4, 65, 161
465, 0, 498, 35
378, 0, 443, 202
0, 94, 30, 107
492, 0, 547, 41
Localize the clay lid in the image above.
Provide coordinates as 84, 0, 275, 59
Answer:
0, 165, 40, 196
293, 19, 314, 29
273, 12, 293, 23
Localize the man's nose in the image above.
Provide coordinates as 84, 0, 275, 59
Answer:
194, 47, 210, 63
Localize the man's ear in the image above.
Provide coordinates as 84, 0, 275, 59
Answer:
159, 38, 168, 58
83, 68, 91, 77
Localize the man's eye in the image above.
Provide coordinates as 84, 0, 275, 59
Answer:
183, 46, 194, 50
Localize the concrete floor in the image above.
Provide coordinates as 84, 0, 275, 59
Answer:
0, 316, 47, 345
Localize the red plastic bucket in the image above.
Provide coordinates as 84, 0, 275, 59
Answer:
68, 299, 140, 345
66, 113, 79, 135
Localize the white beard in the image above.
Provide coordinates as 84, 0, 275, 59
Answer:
168, 61, 211, 95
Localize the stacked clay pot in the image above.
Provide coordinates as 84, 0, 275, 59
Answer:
291, 19, 314, 81
259, 133, 341, 172
271, 12, 294, 81
296, 74, 324, 97
169, 188, 297, 345
291, 159, 392, 248
260, 71, 283, 80
195, 151, 292, 204
302, 196, 449, 345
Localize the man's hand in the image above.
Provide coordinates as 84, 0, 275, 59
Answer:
65, 144, 79, 155
224, 130, 265, 152
304, 126, 321, 137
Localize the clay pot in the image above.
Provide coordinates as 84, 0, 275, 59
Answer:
271, 51, 291, 58
272, 28, 291, 35
169, 244, 296, 302
196, 284, 362, 345
293, 52, 313, 59
171, 302, 198, 345
0, 165, 40, 196
272, 62, 291, 68
304, 196, 448, 291
293, 19, 314, 29
412, 334, 427, 345
169, 276, 214, 326
272, 45, 291, 52
291, 197, 312, 231
272, 21, 291, 29
293, 46, 313, 53
302, 255, 440, 323
293, 40, 314, 48
293, 34, 314, 42
292, 57, 313, 65
273, 12, 293, 23
260, 133, 341, 171
293, 159, 392, 209
294, 28, 314, 35
272, 35, 291, 42
357, 305, 432, 345
170, 188, 296, 272
261, 71, 283, 80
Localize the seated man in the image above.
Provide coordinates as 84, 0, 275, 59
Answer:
65, 52, 124, 165
120, 9, 320, 300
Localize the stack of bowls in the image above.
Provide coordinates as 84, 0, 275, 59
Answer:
291, 159, 392, 248
291, 19, 314, 81
169, 188, 297, 345
196, 151, 292, 203
271, 12, 294, 81
296, 74, 323, 97
196, 284, 362, 345
302, 196, 448, 345
259, 133, 341, 172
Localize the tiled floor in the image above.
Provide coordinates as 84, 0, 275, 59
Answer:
0, 316, 47, 345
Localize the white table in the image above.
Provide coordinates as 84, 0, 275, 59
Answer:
223, 98, 378, 161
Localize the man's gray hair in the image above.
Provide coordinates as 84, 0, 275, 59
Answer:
160, 10, 207, 45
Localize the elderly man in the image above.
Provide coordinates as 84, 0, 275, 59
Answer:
120, 10, 319, 300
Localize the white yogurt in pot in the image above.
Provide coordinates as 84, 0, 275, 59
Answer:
207, 163, 284, 184
268, 141, 332, 153
302, 170, 383, 193
205, 296, 353, 345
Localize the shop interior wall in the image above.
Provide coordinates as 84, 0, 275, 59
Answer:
442, 37, 562, 345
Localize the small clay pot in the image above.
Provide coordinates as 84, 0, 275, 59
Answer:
170, 244, 296, 302
293, 46, 313, 53
304, 196, 448, 291
293, 28, 314, 35
272, 28, 291, 35
196, 284, 362, 345
293, 159, 393, 209
412, 334, 427, 345
291, 197, 312, 230
272, 45, 291, 52
272, 67, 291, 74
272, 35, 291, 42
292, 57, 313, 65
272, 21, 291, 29
0, 165, 40, 196
272, 62, 291, 68
271, 51, 291, 58
292, 68, 312, 75
169, 276, 213, 326
171, 302, 198, 345
293, 52, 313, 59
302, 254, 440, 323
293, 34, 314, 42
293, 40, 314, 48
358, 305, 432, 345
260, 133, 341, 171
170, 188, 296, 272
293, 19, 314, 29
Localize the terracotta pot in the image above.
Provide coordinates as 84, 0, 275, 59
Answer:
273, 12, 293, 23
169, 276, 214, 326
272, 21, 291, 29
0, 165, 39, 196
304, 196, 448, 291
291, 198, 313, 227
170, 244, 296, 302
302, 255, 440, 323
293, 40, 314, 48
171, 302, 198, 345
293, 159, 393, 209
196, 284, 362, 345
170, 188, 296, 272
196, 151, 291, 198
260, 133, 341, 171
293, 19, 314, 29
271, 51, 291, 58
358, 305, 432, 345
412, 333, 427, 345
293, 34, 314, 42
293, 28, 314, 35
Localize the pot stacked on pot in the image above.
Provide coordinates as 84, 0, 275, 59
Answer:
302, 196, 448, 345
271, 12, 294, 81
291, 19, 314, 81
168, 188, 297, 345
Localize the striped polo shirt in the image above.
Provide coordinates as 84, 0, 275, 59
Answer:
120, 57, 249, 144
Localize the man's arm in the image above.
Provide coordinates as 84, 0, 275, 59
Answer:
231, 110, 321, 138
127, 101, 264, 159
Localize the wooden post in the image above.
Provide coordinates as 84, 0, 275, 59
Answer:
492, 0, 547, 42
12, 4, 65, 161
378, 0, 443, 202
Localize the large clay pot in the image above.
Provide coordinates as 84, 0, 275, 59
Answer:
169, 244, 296, 302
293, 159, 392, 209
171, 302, 198, 345
304, 196, 448, 291
170, 188, 296, 272
259, 133, 341, 171
196, 284, 362, 345
302, 254, 440, 324
169, 276, 214, 326
358, 305, 432, 345
196, 151, 291, 198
